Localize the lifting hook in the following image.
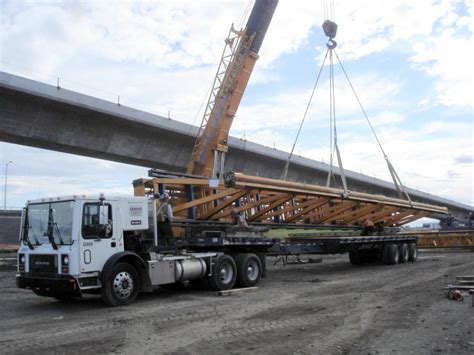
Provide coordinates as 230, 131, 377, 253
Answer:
326, 39, 337, 49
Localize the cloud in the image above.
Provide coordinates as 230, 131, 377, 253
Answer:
454, 155, 473, 165
234, 73, 402, 134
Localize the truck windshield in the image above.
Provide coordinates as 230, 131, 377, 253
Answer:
23, 201, 74, 246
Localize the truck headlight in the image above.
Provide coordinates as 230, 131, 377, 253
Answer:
62, 255, 69, 266
19, 254, 25, 265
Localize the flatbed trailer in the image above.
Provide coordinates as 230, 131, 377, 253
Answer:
178, 225, 419, 267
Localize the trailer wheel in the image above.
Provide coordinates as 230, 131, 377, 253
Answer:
208, 254, 237, 291
101, 262, 139, 306
349, 251, 363, 265
385, 244, 400, 265
399, 243, 409, 263
408, 242, 418, 262
235, 253, 262, 287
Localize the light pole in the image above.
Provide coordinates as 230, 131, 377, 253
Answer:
4, 161, 13, 212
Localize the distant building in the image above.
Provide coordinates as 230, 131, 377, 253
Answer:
422, 222, 440, 230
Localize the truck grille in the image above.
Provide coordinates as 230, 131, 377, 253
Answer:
29, 255, 57, 276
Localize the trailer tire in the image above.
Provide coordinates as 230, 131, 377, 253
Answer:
101, 262, 139, 306
235, 253, 262, 287
399, 243, 409, 263
349, 251, 363, 265
408, 242, 418, 262
208, 254, 237, 291
385, 244, 400, 265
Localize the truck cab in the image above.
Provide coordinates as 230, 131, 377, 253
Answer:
16, 195, 154, 302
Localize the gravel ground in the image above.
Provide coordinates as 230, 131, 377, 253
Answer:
0, 250, 473, 354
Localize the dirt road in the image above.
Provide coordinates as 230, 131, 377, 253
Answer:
0, 250, 473, 354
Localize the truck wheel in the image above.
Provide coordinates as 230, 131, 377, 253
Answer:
385, 244, 400, 265
235, 253, 262, 287
101, 262, 139, 306
408, 242, 418, 262
349, 251, 363, 265
208, 255, 237, 291
399, 243, 409, 263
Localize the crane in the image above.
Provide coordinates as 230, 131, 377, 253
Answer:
187, 0, 279, 178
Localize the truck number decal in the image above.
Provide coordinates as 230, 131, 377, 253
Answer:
131, 220, 142, 225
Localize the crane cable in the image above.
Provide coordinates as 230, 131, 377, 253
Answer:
280, 49, 330, 180
322, 29, 349, 196
333, 51, 412, 203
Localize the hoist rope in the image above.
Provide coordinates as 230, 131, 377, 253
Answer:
326, 45, 348, 194
238, 0, 253, 29
333, 51, 387, 158
333, 50, 411, 202
280, 49, 330, 180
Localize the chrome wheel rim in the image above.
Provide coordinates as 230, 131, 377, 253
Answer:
219, 262, 234, 284
113, 271, 134, 299
246, 259, 259, 281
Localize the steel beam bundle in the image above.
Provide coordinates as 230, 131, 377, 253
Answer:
133, 171, 448, 227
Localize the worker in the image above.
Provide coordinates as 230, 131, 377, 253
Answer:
361, 218, 375, 236
156, 192, 175, 251
105, 218, 113, 237
231, 209, 249, 228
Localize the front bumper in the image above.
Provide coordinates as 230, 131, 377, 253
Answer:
16, 274, 80, 295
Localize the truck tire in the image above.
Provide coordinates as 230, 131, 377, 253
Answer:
208, 254, 237, 291
349, 251, 363, 265
385, 244, 400, 265
235, 253, 262, 287
399, 243, 409, 263
101, 262, 139, 306
408, 242, 418, 262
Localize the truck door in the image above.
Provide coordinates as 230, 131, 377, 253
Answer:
80, 202, 118, 273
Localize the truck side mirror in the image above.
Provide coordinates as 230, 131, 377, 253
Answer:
99, 205, 109, 225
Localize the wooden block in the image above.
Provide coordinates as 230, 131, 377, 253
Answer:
216, 287, 259, 296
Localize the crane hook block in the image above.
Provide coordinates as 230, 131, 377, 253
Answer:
326, 39, 337, 49
322, 20, 338, 39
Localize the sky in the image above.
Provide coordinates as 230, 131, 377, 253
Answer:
0, 0, 473, 225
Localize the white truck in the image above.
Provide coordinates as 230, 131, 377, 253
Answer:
16, 194, 268, 306
16, 194, 418, 306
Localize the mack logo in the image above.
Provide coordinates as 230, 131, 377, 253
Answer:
34, 261, 50, 265
131, 220, 141, 225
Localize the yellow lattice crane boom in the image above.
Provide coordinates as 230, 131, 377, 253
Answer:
187, 0, 278, 178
